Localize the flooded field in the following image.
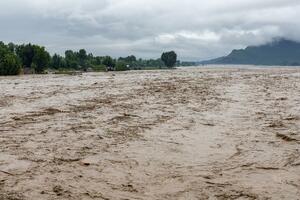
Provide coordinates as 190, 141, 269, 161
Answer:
0, 67, 300, 199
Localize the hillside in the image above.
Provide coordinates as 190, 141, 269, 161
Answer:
201, 39, 300, 66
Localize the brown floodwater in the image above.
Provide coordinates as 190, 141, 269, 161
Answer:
0, 67, 300, 199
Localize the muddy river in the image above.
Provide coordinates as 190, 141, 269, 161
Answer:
0, 67, 300, 199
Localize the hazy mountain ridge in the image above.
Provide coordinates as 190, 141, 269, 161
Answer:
201, 39, 300, 66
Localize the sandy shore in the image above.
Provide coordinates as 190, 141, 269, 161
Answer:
0, 67, 300, 199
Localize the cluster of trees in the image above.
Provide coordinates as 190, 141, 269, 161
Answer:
0, 42, 50, 75
0, 41, 179, 76
51, 53, 146, 71
0, 42, 21, 75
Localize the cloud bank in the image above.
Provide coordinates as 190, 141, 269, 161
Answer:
0, 0, 299, 60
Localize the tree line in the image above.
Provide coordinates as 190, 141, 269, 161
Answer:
0, 41, 178, 76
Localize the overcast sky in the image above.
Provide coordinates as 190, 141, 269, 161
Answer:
0, 0, 299, 61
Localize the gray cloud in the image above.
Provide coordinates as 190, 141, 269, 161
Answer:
0, 0, 299, 60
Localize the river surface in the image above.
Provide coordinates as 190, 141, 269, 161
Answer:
1, 67, 300, 199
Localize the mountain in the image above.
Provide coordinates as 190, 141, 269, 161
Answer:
201, 39, 300, 66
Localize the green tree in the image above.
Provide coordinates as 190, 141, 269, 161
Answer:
102, 56, 115, 71
0, 53, 21, 76
118, 55, 136, 63
32, 46, 50, 73
161, 51, 177, 68
51, 54, 65, 69
7, 42, 16, 53
15, 43, 50, 73
92, 56, 103, 65
0, 42, 9, 58
65, 50, 78, 69
16, 43, 35, 68
78, 49, 88, 70
115, 61, 129, 71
